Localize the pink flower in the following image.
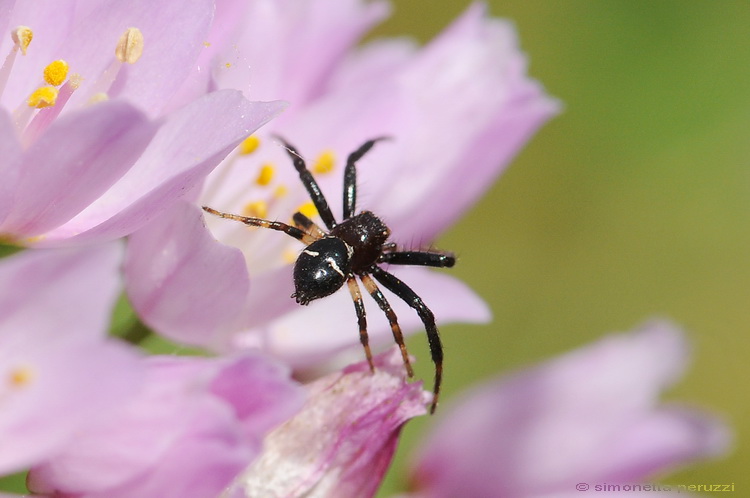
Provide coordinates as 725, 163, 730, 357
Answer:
0, 0, 284, 246
407, 322, 730, 498
27, 353, 305, 498
126, 1, 558, 370
223, 348, 428, 498
0, 244, 143, 476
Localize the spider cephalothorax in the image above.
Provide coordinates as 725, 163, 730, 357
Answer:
203, 137, 455, 413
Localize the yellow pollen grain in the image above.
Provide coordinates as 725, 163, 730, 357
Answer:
224, 62, 231, 68
242, 200, 268, 219
297, 201, 318, 219
313, 150, 336, 174
115, 27, 144, 64
12, 26, 33, 55
43, 59, 69, 86
255, 163, 274, 186
27, 86, 58, 108
68, 73, 83, 90
239, 135, 260, 155
8, 366, 34, 387
273, 184, 288, 198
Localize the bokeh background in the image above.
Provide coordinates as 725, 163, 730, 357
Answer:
375, 0, 750, 494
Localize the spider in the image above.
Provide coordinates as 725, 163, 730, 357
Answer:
203, 137, 455, 413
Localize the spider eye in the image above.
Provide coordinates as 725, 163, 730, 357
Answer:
292, 237, 352, 305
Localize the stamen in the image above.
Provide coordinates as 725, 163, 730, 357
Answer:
313, 150, 336, 174
239, 135, 260, 155
256, 163, 274, 186
297, 201, 318, 219
0, 26, 34, 99
27, 86, 58, 108
115, 27, 144, 64
243, 200, 268, 219
43, 59, 69, 86
8, 366, 34, 387
11, 26, 33, 56
24, 75, 81, 146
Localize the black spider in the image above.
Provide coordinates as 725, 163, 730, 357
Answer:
203, 137, 455, 413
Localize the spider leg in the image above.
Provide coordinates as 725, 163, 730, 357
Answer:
346, 276, 375, 373
202, 207, 316, 245
379, 250, 455, 268
370, 266, 442, 414
292, 211, 326, 240
359, 273, 414, 377
273, 135, 337, 229
342, 137, 389, 220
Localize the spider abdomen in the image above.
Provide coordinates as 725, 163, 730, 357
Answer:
292, 237, 352, 305
331, 211, 390, 272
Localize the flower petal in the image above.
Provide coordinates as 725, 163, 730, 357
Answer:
0, 102, 155, 238
0, 243, 124, 343
41, 91, 285, 244
409, 321, 730, 497
125, 201, 250, 349
0, 109, 22, 226
224, 348, 427, 498
234, 267, 490, 369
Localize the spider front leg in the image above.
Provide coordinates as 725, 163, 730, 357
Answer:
202, 207, 317, 245
342, 137, 389, 220
274, 136, 338, 229
370, 266, 443, 414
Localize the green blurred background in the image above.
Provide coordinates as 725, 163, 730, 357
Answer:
376, 0, 750, 495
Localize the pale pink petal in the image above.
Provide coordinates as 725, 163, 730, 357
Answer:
234, 267, 490, 369
0, 102, 154, 238
125, 201, 249, 349
0, 243, 123, 343
28, 353, 304, 497
40, 92, 285, 244
224, 348, 427, 498
410, 322, 730, 498
214, 0, 390, 108
0, 109, 22, 225
59, 0, 216, 116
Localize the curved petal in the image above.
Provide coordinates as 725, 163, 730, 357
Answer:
41, 91, 286, 245
0, 243, 124, 343
224, 348, 427, 498
0, 102, 155, 238
409, 321, 730, 498
0, 109, 22, 226
125, 200, 250, 349
59, 0, 215, 116
233, 267, 490, 369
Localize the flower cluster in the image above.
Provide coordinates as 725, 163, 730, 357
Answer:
0, 1, 729, 497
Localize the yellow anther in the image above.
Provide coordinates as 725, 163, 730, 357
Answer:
11, 26, 33, 56
43, 60, 69, 86
239, 135, 260, 155
256, 163, 274, 186
115, 27, 144, 64
273, 185, 288, 198
313, 150, 336, 174
203, 41, 211, 47
243, 200, 268, 219
27, 86, 58, 108
8, 366, 34, 387
224, 62, 232, 68
297, 201, 318, 219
